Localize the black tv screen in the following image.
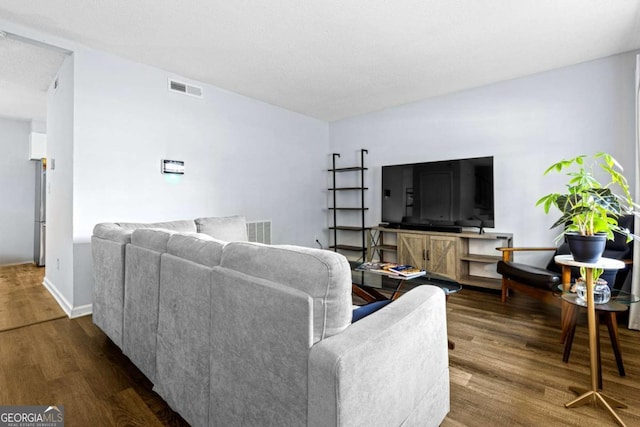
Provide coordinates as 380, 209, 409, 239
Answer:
381, 156, 494, 230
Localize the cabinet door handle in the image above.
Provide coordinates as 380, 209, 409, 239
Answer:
423, 249, 429, 261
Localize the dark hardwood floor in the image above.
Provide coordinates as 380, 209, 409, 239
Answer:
1, 264, 639, 426
444, 288, 640, 427
0, 264, 188, 426
0, 314, 188, 426
0, 263, 65, 331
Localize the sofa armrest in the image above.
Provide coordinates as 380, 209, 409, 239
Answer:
93, 223, 133, 244
308, 286, 450, 427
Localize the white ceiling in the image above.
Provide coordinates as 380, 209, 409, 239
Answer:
0, 0, 639, 122
0, 34, 66, 122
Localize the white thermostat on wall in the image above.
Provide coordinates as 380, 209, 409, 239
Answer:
161, 159, 185, 174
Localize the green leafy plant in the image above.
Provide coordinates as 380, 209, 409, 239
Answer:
578, 266, 604, 283
536, 152, 638, 241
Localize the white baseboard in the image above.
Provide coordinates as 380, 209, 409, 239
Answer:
70, 303, 93, 318
42, 277, 93, 319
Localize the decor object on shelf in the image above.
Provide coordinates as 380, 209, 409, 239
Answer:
575, 266, 611, 304
536, 152, 638, 263
575, 279, 611, 305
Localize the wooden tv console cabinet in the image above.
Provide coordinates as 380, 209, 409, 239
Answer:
367, 226, 513, 290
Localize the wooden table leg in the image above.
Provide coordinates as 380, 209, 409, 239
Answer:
352, 284, 384, 303
560, 265, 572, 343
390, 279, 407, 301
562, 304, 578, 363
604, 312, 626, 377
562, 307, 626, 380
596, 312, 602, 390
445, 294, 455, 350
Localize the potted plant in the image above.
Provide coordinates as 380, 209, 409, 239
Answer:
536, 152, 638, 263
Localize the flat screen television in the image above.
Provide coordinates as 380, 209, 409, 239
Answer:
381, 156, 494, 232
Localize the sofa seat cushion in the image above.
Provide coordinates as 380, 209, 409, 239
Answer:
166, 233, 225, 267
196, 216, 248, 242
497, 260, 560, 291
220, 242, 352, 342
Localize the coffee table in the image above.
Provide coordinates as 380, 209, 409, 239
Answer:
349, 261, 462, 348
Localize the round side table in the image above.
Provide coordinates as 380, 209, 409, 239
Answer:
561, 293, 628, 387
554, 255, 627, 427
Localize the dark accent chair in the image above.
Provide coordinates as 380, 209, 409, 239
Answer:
496, 215, 634, 338
497, 247, 566, 306
498, 215, 634, 303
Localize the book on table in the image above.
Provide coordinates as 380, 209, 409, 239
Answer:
355, 262, 398, 274
355, 262, 426, 279
388, 264, 426, 278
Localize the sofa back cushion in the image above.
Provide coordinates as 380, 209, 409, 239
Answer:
124, 229, 177, 383
155, 253, 214, 426
93, 223, 136, 244
220, 242, 352, 342
167, 233, 225, 267
131, 228, 177, 253
196, 216, 248, 242
93, 219, 197, 244
117, 219, 197, 232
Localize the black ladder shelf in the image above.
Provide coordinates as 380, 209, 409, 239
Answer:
328, 149, 368, 261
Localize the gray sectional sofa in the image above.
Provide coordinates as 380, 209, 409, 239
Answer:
91, 216, 450, 426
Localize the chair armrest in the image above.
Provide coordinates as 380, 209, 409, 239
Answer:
308, 286, 449, 427
496, 247, 557, 261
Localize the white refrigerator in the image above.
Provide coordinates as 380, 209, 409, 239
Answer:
33, 159, 46, 266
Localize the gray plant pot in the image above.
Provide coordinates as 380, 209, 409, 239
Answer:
566, 232, 607, 263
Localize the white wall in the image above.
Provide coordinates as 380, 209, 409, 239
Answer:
69, 47, 329, 308
4, 16, 638, 313
31, 120, 46, 133
329, 51, 639, 267
0, 18, 331, 315
0, 117, 35, 265
44, 54, 75, 311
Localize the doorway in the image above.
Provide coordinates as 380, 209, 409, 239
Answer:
0, 33, 66, 267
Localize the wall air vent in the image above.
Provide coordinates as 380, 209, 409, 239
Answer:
168, 78, 203, 98
247, 220, 272, 244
